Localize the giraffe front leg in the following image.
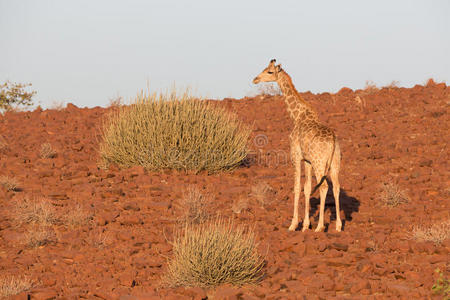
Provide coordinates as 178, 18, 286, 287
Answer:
289, 156, 301, 231
302, 162, 312, 231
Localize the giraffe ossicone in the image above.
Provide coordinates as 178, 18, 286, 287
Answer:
253, 59, 342, 232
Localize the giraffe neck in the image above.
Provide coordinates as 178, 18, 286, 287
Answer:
276, 70, 318, 122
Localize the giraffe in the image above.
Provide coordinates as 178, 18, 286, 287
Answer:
253, 59, 342, 232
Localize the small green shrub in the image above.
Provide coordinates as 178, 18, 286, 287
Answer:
99, 90, 250, 173
164, 218, 264, 287
0, 81, 35, 112
432, 268, 449, 299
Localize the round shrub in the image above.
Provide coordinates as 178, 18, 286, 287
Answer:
165, 218, 265, 287
99, 91, 250, 172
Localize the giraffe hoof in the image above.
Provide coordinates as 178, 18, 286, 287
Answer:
336, 221, 342, 232
288, 224, 297, 231
301, 224, 310, 232
314, 226, 324, 232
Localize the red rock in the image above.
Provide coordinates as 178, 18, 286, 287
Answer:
428, 254, 447, 264
318, 241, 327, 252
329, 242, 348, 251
118, 214, 142, 225
387, 283, 411, 294
177, 287, 207, 300
350, 280, 370, 293
210, 285, 241, 300
30, 289, 58, 300
118, 271, 136, 287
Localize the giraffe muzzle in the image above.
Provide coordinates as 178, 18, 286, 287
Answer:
253, 77, 260, 84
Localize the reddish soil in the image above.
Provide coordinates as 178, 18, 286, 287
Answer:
0, 80, 449, 299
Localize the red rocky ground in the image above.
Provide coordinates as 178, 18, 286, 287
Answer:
0, 80, 449, 299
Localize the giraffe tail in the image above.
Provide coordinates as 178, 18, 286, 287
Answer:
311, 133, 337, 195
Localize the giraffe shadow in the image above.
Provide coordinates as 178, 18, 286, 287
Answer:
299, 180, 360, 232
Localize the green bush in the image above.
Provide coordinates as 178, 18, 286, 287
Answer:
99, 90, 250, 173
432, 268, 449, 299
0, 81, 35, 111
164, 218, 264, 287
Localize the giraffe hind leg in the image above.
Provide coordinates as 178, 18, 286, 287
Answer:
314, 169, 328, 232
288, 152, 301, 231
330, 147, 342, 231
302, 161, 312, 231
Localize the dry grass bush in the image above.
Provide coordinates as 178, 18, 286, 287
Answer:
108, 95, 123, 107
24, 226, 56, 248
40, 143, 57, 159
256, 82, 281, 96
164, 218, 264, 287
50, 101, 65, 110
386, 80, 400, 88
0, 176, 19, 191
100, 89, 251, 173
0, 275, 33, 297
15, 197, 58, 226
378, 182, 409, 207
64, 204, 92, 228
179, 186, 210, 224
251, 181, 273, 207
362, 80, 379, 95
412, 220, 450, 245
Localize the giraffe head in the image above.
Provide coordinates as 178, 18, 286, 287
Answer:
253, 59, 283, 84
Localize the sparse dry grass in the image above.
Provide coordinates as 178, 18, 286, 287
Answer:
179, 186, 210, 224
232, 198, 248, 214
50, 101, 65, 110
363, 80, 379, 95
251, 181, 273, 207
87, 229, 111, 249
378, 182, 409, 207
64, 204, 92, 228
24, 226, 56, 248
412, 220, 450, 245
39, 143, 57, 159
0, 175, 19, 191
0, 275, 33, 297
108, 95, 123, 107
256, 82, 281, 96
385, 80, 400, 88
99, 89, 251, 173
15, 197, 58, 226
164, 218, 264, 288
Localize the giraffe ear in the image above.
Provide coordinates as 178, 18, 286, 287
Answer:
276, 64, 282, 72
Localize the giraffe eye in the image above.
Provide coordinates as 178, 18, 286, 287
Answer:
267, 71, 274, 74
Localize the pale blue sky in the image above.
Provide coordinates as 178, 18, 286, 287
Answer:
1, 0, 449, 108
